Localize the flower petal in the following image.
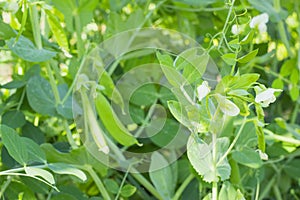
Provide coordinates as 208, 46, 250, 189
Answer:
197, 81, 210, 101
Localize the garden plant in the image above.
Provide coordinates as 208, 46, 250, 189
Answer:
0, 0, 299, 200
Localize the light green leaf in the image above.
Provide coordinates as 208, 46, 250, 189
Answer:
25, 167, 55, 185
187, 136, 231, 183
231, 148, 263, 168
7, 36, 56, 62
280, 59, 296, 77
120, 184, 137, 198
237, 49, 258, 63
45, 9, 69, 51
221, 53, 236, 65
0, 125, 28, 165
48, 163, 87, 182
26, 76, 56, 116
149, 152, 174, 200
272, 78, 284, 91
290, 85, 299, 102
167, 100, 191, 128
0, 19, 16, 40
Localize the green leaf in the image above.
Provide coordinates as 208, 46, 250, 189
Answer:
240, 31, 254, 45
167, 100, 191, 129
7, 36, 56, 62
130, 84, 158, 106
2, 110, 26, 128
231, 148, 263, 168
26, 76, 56, 116
221, 53, 236, 65
0, 125, 28, 165
272, 78, 284, 90
149, 152, 174, 199
25, 167, 55, 185
280, 59, 296, 77
290, 85, 299, 101
290, 69, 299, 85
156, 51, 187, 87
120, 184, 137, 198
283, 159, 300, 180
237, 49, 258, 63
175, 48, 209, 84
45, 9, 69, 51
187, 136, 231, 183
22, 137, 46, 163
0, 20, 16, 40
104, 179, 119, 194
48, 163, 87, 182
232, 73, 260, 90
219, 182, 245, 200
41, 144, 108, 176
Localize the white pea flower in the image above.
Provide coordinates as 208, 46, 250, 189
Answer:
250, 13, 269, 34
231, 24, 243, 35
254, 86, 282, 107
197, 81, 210, 101
215, 94, 240, 116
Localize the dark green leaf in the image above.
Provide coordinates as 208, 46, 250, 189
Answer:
2, 110, 26, 128
7, 36, 56, 62
231, 148, 263, 168
0, 125, 28, 165
26, 76, 56, 116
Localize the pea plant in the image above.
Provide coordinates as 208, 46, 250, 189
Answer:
0, 0, 299, 200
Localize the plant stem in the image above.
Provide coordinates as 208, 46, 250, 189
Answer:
29, 4, 42, 49
217, 117, 247, 166
45, 63, 61, 104
74, 14, 84, 58
211, 132, 218, 200
0, 176, 12, 199
63, 120, 78, 149
218, 0, 236, 50
172, 174, 194, 200
115, 166, 131, 200
86, 166, 111, 200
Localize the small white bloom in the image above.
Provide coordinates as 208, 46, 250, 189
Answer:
197, 81, 210, 101
255, 87, 282, 107
250, 13, 269, 34
256, 149, 268, 160
215, 94, 240, 116
231, 24, 243, 35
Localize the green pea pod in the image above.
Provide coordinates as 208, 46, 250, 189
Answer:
95, 92, 141, 147
80, 90, 109, 154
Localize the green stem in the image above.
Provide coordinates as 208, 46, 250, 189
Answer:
172, 174, 194, 200
272, 185, 283, 200
86, 166, 111, 200
211, 132, 218, 200
29, 4, 42, 49
274, 0, 294, 58
264, 129, 300, 145
63, 120, 78, 149
131, 173, 162, 200
74, 14, 84, 58
115, 166, 131, 200
45, 63, 61, 104
0, 176, 12, 199
254, 178, 260, 200
218, 0, 236, 50
217, 117, 247, 165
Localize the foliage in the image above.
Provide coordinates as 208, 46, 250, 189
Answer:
0, 0, 299, 200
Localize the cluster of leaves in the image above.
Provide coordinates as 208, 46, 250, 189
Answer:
0, 0, 299, 200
